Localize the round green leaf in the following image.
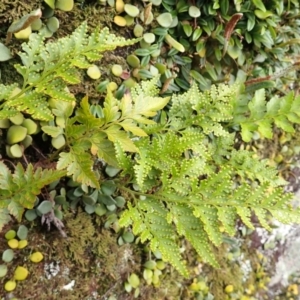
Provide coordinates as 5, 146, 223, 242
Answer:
54, 195, 66, 205
144, 260, 157, 270
122, 231, 135, 243
118, 236, 124, 246
2, 249, 14, 263
84, 204, 95, 214
54, 208, 63, 220
124, 4, 140, 17
37, 200, 53, 215
82, 195, 97, 205
44, 0, 55, 9
25, 209, 38, 221
98, 194, 115, 205
5, 230, 16, 240
17, 225, 28, 240
183, 24, 193, 37
156, 13, 173, 28
150, 0, 162, 5
126, 55, 140, 68
143, 33, 155, 44
95, 204, 107, 216
128, 273, 140, 288
101, 180, 116, 196
115, 196, 126, 208
189, 6, 201, 18
73, 186, 84, 197
47, 17, 60, 33
105, 165, 121, 178
0, 43, 12, 62
0, 264, 8, 277
106, 204, 117, 211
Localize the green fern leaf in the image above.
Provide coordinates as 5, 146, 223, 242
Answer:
172, 204, 219, 268
57, 151, 99, 188
1, 22, 139, 121
234, 90, 300, 141
0, 208, 11, 232
253, 207, 271, 231
217, 207, 237, 236
193, 205, 223, 246
140, 199, 189, 277
90, 134, 118, 167
0, 163, 66, 224
115, 142, 134, 175
236, 207, 255, 229
5, 90, 52, 120
104, 125, 138, 152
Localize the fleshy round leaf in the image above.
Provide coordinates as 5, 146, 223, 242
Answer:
0, 43, 12, 61
156, 13, 173, 28
14, 266, 29, 281
122, 231, 135, 243
25, 209, 38, 221
17, 225, 28, 240
128, 273, 140, 288
30, 252, 44, 263
5, 230, 16, 240
36, 200, 53, 215
0, 264, 8, 277
2, 249, 14, 263
188, 6, 201, 18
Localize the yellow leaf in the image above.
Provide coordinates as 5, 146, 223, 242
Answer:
120, 119, 147, 136
91, 143, 98, 155
104, 125, 139, 152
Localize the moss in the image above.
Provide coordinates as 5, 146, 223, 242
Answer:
0, 0, 42, 29
204, 244, 244, 299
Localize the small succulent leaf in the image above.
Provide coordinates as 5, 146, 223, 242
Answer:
0, 209, 11, 232
6, 9, 42, 43
0, 43, 12, 61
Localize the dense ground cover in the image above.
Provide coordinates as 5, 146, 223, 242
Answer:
1, 0, 300, 299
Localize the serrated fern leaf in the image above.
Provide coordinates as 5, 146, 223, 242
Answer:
139, 199, 189, 277
0, 208, 11, 232
233, 90, 300, 141
119, 199, 189, 277
57, 151, 99, 189
193, 205, 223, 246
171, 204, 219, 267
115, 142, 135, 176
116, 80, 300, 277
0, 162, 66, 226
5, 90, 52, 120
0, 22, 139, 121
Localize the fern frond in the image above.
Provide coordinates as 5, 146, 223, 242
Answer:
232, 89, 300, 141
60, 86, 170, 187
57, 151, 99, 189
119, 199, 189, 277
0, 209, 11, 232
171, 204, 219, 267
0, 162, 66, 229
113, 79, 300, 277
0, 22, 139, 121
228, 150, 278, 185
